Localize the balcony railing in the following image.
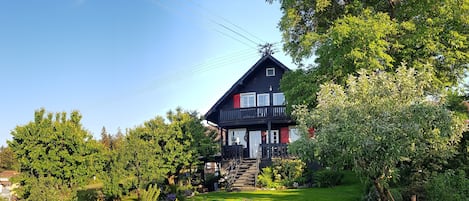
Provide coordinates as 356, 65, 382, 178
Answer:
222, 143, 293, 160
219, 106, 287, 123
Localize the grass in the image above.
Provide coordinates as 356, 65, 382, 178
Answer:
78, 172, 364, 201
189, 171, 364, 201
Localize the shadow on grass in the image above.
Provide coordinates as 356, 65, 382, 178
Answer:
190, 171, 364, 201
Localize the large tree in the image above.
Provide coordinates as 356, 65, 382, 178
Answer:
116, 108, 218, 200
293, 67, 466, 200
8, 109, 102, 200
272, 0, 469, 107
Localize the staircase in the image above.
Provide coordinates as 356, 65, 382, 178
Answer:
231, 158, 258, 191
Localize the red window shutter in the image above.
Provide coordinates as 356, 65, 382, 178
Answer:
280, 127, 289, 143
233, 94, 240, 108
308, 127, 315, 138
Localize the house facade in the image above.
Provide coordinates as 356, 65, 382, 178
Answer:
205, 54, 300, 161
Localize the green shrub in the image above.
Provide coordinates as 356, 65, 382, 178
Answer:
272, 159, 306, 186
314, 169, 344, 187
257, 166, 281, 188
425, 169, 469, 201
141, 184, 160, 201
258, 159, 306, 188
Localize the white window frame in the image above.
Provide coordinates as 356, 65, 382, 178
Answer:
289, 126, 300, 143
228, 128, 247, 148
240, 92, 256, 108
266, 67, 275, 77
257, 93, 270, 107
270, 130, 279, 144
273, 93, 285, 106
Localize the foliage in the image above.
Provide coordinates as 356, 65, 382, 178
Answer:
313, 169, 343, 188
0, 145, 19, 171
257, 167, 281, 189
287, 136, 316, 164
425, 170, 469, 201
8, 108, 103, 200
258, 159, 306, 188
280, 68, 322, 110
141, 184, 161, 201
293, 68, 466, 201
273, 0, 469, 113
100, 128, 127, 200
103, 108, 217, 198
272, 159, 306, 186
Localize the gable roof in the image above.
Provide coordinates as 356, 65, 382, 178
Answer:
204, 54, 291, 124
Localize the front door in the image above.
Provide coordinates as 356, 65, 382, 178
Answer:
249, 130, 261, 158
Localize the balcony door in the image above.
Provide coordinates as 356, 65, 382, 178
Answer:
249, 130, 261, 158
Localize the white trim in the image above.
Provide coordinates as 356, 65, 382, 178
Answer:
266, 67, 275, 76
249, 130, 262, 158
240, 92, 256, 108
289, 126, 300, 143
269, 130, 279, 144
228, 128, 247, 148
273, 93, 285, 106
257, 93, 270, 107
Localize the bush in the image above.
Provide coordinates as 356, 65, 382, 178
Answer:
425, 169, 469, 201
257, 159, 306, 188
272, 159, 306, 187
141, 184, 160, 201
314, 169, 344, 187
257, 167, 281, 189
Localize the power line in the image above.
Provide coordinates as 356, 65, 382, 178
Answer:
174, 0, 262, 46
184, 0, 266, 44
151, 0, 257, 50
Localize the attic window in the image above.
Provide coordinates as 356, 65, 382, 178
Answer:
266, 68, 275, 77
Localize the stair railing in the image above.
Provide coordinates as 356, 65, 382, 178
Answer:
224, 147, 242, 191
254, 145, 262, 188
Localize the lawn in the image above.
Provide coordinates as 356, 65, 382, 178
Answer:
189, 171, 365, 201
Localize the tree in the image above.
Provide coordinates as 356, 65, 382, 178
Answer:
293, 67, 466, 201
100, 126, 112, 149
272, 0, 469, 107
8, 109, 102, 200
0, 146, 19, 171
118, 108, 217, 200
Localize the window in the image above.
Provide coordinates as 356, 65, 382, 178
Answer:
266, 68, 275, 76
270, 130, 279, 144
289, 127, 300, 143
257, 93, 270, 107
240, 92, 256, 108
273, 93, 285, 105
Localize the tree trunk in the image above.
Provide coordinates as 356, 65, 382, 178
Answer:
373, 179, 389, 201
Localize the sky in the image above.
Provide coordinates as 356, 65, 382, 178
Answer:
0, 0, 299, 146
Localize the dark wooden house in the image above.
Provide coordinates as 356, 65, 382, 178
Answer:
205, 54, 300, 161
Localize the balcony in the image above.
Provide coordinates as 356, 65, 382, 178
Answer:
222, 144, 293, 160
219, 106, 289, 126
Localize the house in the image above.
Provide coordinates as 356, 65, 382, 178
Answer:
205, 54, 300, 162
0, 170, 19, 200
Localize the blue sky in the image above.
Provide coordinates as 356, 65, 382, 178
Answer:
0, 0, 298, 145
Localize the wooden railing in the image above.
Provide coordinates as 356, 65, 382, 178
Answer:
260, 143, 291, 159
222, 145, 244, 160
222, 144, 293, 160
219, 106, 287, 123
